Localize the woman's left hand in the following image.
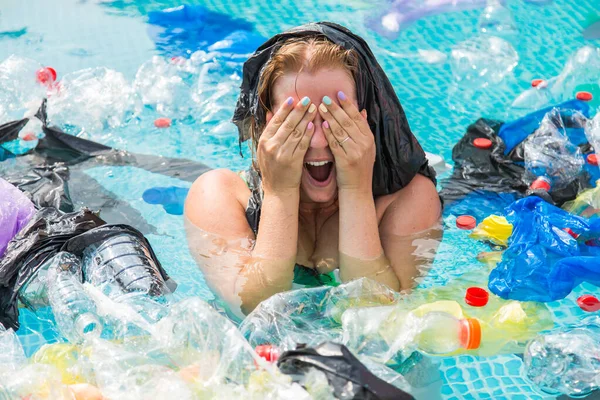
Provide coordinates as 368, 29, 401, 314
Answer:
318, 91, 375, 192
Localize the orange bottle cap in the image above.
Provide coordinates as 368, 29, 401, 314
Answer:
459, 318, 482, 350
587, 154, 598, 166
531, 79, 546, 88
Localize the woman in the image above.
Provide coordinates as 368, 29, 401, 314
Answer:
185, 22, 441, 316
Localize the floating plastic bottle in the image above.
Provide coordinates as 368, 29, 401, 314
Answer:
524, 316, 600, 397
342, 297, 552, 364
510, 79, 553, 117
523, 109, 584, 191
478, 0, 518, 37
47, 252, 102, 344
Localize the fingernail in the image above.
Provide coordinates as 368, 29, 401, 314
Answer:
319, 103, 328, 113
337, 91, 346, 101
322, 96, 332, 105
323, 120, 330, 129
301, 96, 310, 106
308, 121, 314, 130
308, 104, 316, 113
286, 97, 294, 106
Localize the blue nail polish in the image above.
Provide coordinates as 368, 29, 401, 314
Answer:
322, 96, 332, 105
301, 96, 310, 106
286, 97, 294, 106
337, 91, 346, 101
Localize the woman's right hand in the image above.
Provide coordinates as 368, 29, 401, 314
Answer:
257, 96, 316, 195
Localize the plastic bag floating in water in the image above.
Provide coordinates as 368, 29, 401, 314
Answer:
0, 178, 35, 259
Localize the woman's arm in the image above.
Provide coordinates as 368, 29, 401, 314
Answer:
185, 96, 316, 314
184, 169, 299, 315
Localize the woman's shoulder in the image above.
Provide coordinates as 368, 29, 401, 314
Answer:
184, 169, 253, 234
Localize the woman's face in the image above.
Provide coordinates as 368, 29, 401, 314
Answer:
267, 67, 358, 204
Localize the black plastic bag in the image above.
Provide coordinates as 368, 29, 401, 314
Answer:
0, 100, 210, 232
440, 118, 591, 207
232, 21, 436, 197
0, 207, 105, 330
277, 342, 415, 400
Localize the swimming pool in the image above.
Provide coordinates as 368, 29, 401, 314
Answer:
1, 0, 600, 398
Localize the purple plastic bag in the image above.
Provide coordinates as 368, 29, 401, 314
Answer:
0, 178, 35, 259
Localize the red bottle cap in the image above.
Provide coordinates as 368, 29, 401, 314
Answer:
473, 138, 493, 149
255, 344, 280, 362
576, 91, 593, 102
563, 228, 580, 239
530, 177, 551, 192
531, 79, 546, 88
456, 215, 476, 230
21, 132, 37, 142
577, 295, 600, 312
587, 154, 598, 166
154, 117, 172, 128
465, 287, 489, 307
36, 67, 57, 85
459, 318, 481, 350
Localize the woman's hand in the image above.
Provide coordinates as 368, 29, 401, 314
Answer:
258, 96, 316, 195
317, 92, 375, 192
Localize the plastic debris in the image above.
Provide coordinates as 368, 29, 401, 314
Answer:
142, 186, 189, 215
523, 109, 585, 190
488, 196, 600, 302
0, 178, 35, 258
477, 0, 518, 37
46, 252, 102, 344
47, 67, 142, 133
524, 316, 600, 397
469, 215, 513, 247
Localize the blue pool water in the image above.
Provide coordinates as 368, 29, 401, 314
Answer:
1, 0, 600, 398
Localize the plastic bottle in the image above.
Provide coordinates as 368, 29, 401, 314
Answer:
82, 233, 170, 323
412, 312, 481, 355
510, 79, 553, 117
524, 316, 600, 397
47, 252, 102, 344
500, 97, 593, 155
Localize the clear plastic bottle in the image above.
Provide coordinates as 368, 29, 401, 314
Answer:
524, 316, 600, 397
413, 312, 481, 355
82, 233, 170, 323
47, 252, 102, 343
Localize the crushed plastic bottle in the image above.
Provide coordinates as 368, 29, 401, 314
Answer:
0, 55, 47, 124
450, 36, 518, 88
47, 67, 142, 134
524, 316, 600, 397
478, 0, 518, 38
82, 233, 171, 324
46, 252, 102, 344
509, 78, 554, 118
523, 109, 584, 190
134, 56, 197, 119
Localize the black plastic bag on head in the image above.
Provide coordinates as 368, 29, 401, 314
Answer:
277, 342, 414, 400
232, 21, 435, 196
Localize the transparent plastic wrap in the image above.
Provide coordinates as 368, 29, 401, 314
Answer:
523, 109, 585, 190
524, 316, 600, 397
562, 184, 600, 218
0, 177, 35, 259
239, 278, 399, 352
46, 252, 102, 344
586, 110, 600, 153
47, 67, 142, 134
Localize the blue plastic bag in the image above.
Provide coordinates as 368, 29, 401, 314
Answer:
488, 196, 600, 302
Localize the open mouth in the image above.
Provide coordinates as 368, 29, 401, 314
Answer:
304, 161, 334, 184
